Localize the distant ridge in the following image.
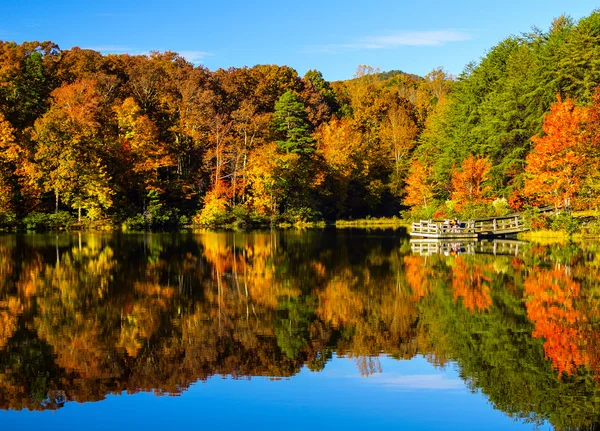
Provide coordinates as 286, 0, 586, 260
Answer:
333, 69, 422, 84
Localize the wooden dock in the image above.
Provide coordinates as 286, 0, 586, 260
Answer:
410, 207, 553, 239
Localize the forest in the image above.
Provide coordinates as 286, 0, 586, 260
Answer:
2, 10, 600, 229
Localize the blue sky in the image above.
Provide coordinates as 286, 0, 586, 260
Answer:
1, 0, 598, 81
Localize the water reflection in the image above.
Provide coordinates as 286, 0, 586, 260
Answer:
1, 231, 600, 428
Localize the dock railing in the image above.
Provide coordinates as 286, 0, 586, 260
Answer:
410, 206, 554, 238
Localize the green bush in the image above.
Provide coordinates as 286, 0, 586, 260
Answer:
0, 212, 17, 230
145, 205, 179, 229
178, 215, 190, 227
283, 207, 322, 224
403, 204, 438, 222
48, 211, 74, 230
230, 205, 273, 229
23, 212, 49, 231
143, 191, 181, 229
490, 198, 511, 217
122, 214, 146, 231
22, 211, 74, 231
550, 212, 580, 234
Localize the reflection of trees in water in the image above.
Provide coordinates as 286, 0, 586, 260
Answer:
3, 233, 600, 428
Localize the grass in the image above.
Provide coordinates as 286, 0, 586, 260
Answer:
518, 229, 570, 244
572, 209, 600, 217
277, 221, 327, 229
518, 229, 600, 244
334, 217, 409, 228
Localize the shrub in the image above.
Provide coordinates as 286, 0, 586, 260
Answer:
0, 212, 17, 230
550, 212, 580, 234
491, 198, 511, 217
122, 214, 146, 231
22, 212, 50, 231
143, 190, 180, 229
403, 205, 437, 222
22, 211, 74, 231
193, 189, 231, 227
145, 205, 179, 229
48, 211, 74, 230
179, 215, 190, 227
283, 207, 322, 224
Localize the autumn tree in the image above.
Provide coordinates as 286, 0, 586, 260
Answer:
33, 79, 114, 218
404, 160, 435, 211
380, 102, 418, 196
229, 100, 274, 206
522, 96, 588, 209
0, 114, 19, 215
451, 155, 492, 212
114, 97, 175, 199
246, 142, 285, 216
314, 118, 363, 218
0, 41, 60, 129
303, 69, 339, 114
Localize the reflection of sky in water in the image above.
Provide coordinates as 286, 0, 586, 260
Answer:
0, 355, 549, 431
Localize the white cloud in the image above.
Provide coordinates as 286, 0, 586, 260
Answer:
367, 374, 464, 390
177, 50, 213, 64
81, 46, 213, 64
366, 30, 470, 47
308, 30, 470, 53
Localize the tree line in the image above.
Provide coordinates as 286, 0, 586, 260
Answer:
0, 40, 447, 229
2, 9, 600, 229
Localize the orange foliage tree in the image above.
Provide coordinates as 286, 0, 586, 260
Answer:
33, 79, 114, 216
114, 97, 175, 193
522, 96, 589, 209
0, 114, 19, 213
404, 160, 435, 210
450, 155, 492, 212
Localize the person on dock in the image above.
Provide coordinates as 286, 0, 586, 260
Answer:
452, 218, 460, 233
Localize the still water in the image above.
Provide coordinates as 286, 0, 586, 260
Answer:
0, 229, 598, 430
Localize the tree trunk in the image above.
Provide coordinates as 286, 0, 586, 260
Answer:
55, 191, 59, 213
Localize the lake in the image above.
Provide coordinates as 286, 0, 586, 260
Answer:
0, 229, 598, 430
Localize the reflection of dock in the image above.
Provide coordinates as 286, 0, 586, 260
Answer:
410, 239, 527, 256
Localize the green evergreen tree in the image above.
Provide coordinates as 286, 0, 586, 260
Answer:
272, 91, 314, 154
